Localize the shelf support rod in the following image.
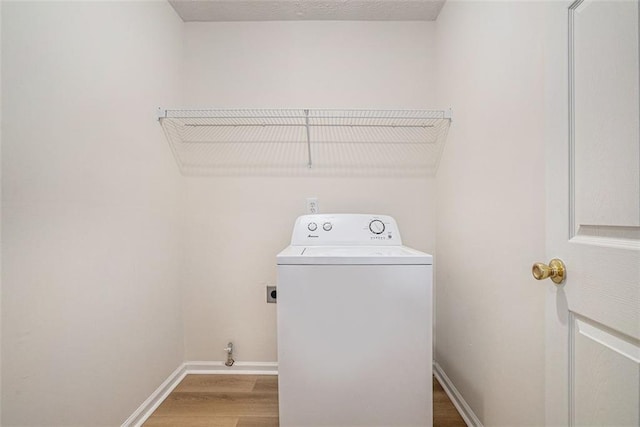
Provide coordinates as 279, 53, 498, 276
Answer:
304, 109, 312, 168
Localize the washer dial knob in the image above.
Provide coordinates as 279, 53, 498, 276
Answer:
307, 222, 317, 231
323, 222, 333, 231
369, 219, 385, 234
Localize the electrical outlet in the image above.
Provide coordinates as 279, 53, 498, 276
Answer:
266, 286, 277, 303
306, 197, 319, 214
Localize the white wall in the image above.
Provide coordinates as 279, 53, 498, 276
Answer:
1, 2, 184, 425
1, 4, 551, 424
434, 1, 545, 425
181, 21, 438, 361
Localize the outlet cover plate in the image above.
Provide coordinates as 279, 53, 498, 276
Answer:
306, 197, 319, 214
266, 286, 277, 303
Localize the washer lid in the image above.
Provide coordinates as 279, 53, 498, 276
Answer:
277, 245, 432, 265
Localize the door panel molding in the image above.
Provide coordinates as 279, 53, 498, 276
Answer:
568, 0, 581, 239
569, 313, 640, 426
568, 0, 640, 240
574, 314, 640, 364
572, 225, 640, 250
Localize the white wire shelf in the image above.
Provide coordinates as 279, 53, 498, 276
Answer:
158, 108, 452, 176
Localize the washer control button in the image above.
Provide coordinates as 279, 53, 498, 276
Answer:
323, 222, 333, 231
369, 219, 385, 234
307, 222, 317, 231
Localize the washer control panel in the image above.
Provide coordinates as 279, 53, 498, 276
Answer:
291, 214, 402, 246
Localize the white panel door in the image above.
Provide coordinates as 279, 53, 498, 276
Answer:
544, 1, 640, 425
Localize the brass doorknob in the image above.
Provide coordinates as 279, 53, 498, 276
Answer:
532, 258, 566, 284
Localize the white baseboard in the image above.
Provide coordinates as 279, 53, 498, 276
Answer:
121, 364, 187, 427
433, 361, 483, 427
121, 361, 278, 427
185, 360, 278, 375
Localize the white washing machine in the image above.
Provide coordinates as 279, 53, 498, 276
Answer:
277, 214, 433, 427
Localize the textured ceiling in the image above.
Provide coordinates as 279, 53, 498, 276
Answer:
169, 0, 446, 22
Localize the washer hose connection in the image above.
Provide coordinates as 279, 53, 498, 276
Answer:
224, 342, 235, 367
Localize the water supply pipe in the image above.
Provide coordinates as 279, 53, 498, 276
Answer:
224, 342, 235, 367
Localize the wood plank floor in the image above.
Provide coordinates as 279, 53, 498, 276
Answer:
433, 378, 467, 427
144, 374, 466, 426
